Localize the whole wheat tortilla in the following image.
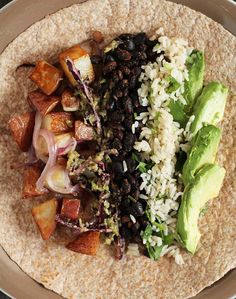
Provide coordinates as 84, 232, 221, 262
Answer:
0, 1, 236, 298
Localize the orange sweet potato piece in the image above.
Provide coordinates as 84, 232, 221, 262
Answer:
75, 120, 94, 141
8, 112, 35, 152
41, 112, 74, 134
29, 61, 63, 95
28, 90, 60, 115
59, 44, 94, 85
61, 199, 80, 220
22, 165, 44, 198
66, 231, 100, 256
32, 198, 58, 240
61, 89, 80, 112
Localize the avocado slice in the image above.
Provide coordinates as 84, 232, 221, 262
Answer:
168, 100, 188, 128
177, 163, 225, 254
182, 125, 221, 185
184, 50, 205, 112
190, 82, 228, 136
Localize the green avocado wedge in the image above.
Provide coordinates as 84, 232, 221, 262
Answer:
182, 125, 221, 185
177, 164, 225, 254
190, 82, 228, 136
184, 50, 205, 112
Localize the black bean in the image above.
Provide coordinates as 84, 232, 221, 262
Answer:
112, 138, 123, 151
146, 49, 157, 62
120, 226, 132, 240
132, 95, 141, 108
105, 54, 115, 62
136, 106, 147, 114
131, 189, 140, 201
108, 110, 125, 123
126, 173, 137, 188
129, 75, 137, 90
123, 132, 135, 152
112, 160, 124, 175
122, 88, 129, 97
132, 66, 141, 77
131, 222, 140, 232
116, 48, 132, 61
91, 55, 102, 64
113, 129, 124, 140
117, 70, 123, 81
107, 98, 116, 111
103, 61, 117, 74
120, 79, 129, 89
137, 43, 147, 52
124, 115, 133, 130
123, 97, 133, 114
119, 65, 131, 76
134, 32, 147, 45
129, 201, 144, 217
122, 40, 135, 51
146, 39, 159, 47
126, 157, 136, 173
121, 179, 131, 194
130, 91, 139, 102
114, 89, 123, 98
109, 123, 125, 131
139, 217, 149, 228
121, 215, 130, 223
164, 56, 171, 63
121, 197, 130, 209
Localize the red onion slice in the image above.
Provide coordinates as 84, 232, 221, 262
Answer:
32, 112, 42, 151
57, 136, 77, 156
36, 129, 57, 192
45, 164, 79, 195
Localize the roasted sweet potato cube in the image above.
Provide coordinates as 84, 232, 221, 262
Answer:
29, 61, 63, 95
22, 165, 44, 198
59, 44, 94, 85
75, 120, 94, 141
66, 231, 100, 255
61, 199, 80, 220
28, 90, 60, 115
61, 89, 80, 112
32, 198, 58, 240
8, 112, 35, 152
41, 112, 74, 134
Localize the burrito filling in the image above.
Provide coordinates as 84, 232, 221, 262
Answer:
8, 30, 228, 263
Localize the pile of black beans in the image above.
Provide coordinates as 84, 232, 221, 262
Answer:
92, 33, 160, 252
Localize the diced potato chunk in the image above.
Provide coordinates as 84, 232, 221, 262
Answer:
61, 89, 80, 112
66, 231, 100, 255
61, 198, 80, 220
8, 112, 35, 152
75, 120, 94, 141
32, 198, 58, 240
41, 112, 74, 134
22, 165, 44, 198
29, 61, 63, 95
28, 90, 60, 115
59, 45, 94, 85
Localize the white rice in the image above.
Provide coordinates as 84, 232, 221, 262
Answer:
134, 33, 193, 264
